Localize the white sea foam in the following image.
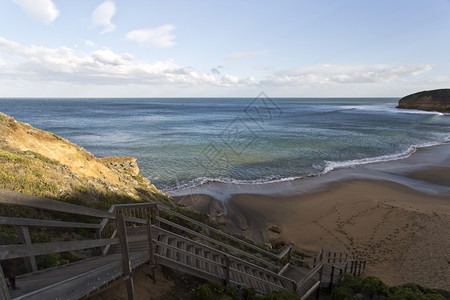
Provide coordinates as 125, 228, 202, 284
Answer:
167, 140, 450, 192
341, 103, 446, 115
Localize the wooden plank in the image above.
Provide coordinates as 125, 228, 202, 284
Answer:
153, 240, 225, 268
0, 216, 101, 229
15, 226, 38, 273
147, 221, 156, 283
0, 238, 119, 260
300, 281, 320, 300
12, 258, 124, 300
158, 206, 278, 260
154, 226, 295, 286
0, 266, 11, 300
231, 267, 287, 291
154, 254, 224, 284
278, 245, 292, 260
0, 189, 115, 220
116, 213, 135, 300
113, 203, 157, 210
156, 217, 279, 270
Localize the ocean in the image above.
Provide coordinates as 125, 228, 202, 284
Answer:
1, 97, 449, 191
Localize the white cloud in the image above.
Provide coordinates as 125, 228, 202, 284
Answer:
91, 1, 117, 34
13, 0, 59, 24
126, 25, 176, 48
84, 40, 95, 47
92, 49, 134, 65
262, 64, 434, 86
0, 36, 256, 88
222, 50, 268, 61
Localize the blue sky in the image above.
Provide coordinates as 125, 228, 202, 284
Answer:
0, 0, 449, 97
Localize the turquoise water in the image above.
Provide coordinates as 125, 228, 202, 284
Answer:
1, 97, 449, 190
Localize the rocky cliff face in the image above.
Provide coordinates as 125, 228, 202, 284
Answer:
397, 89, 450, 113
0, 112, 170, 206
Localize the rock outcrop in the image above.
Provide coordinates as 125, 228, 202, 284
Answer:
397, 89, 450, 113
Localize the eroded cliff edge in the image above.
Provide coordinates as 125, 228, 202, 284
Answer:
0, 112, 171, 208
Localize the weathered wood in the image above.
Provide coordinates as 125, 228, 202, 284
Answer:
116, 213, 135, 300
328, 266, 335, 291
0, 266, 11, 300
147, 220, 156, 283
278, 245, 292, 262
154, 226, 295, 289
158, 206, 278, 260
156, 217, 279, 271
278, 263, 290, 275
0, 238, 119, 260
0, 189, 115, 219
14, 226, 38, 273
0, 216, 101, 229
154, 254, 224, 284
300, 281, 320, 300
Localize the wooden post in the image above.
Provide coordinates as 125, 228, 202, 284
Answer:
117, 213, 135, 300
316, 263, 323, 300
329, 266, 335, 291
0, 266, 11, 300
14, 226, 37, 273
225, 255, 230, 286
288, 247, 292, 265
155, 207, 160, 228
147, 220, 156, 284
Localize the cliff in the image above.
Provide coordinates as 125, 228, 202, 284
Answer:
0, 112, 171, 207
397, 89, 450, 113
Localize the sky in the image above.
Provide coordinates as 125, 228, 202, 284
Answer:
0, 0, 449, 98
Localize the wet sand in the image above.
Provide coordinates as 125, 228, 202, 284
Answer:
172, 144, 450, 290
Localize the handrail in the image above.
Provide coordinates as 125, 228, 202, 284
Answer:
154, 226, 296, 288
0, 238, 119, 260
0, 189, 116, 220
278, 245, 292, 261
313, 249, 323, 267
158, 206, 279, 260
156, 216, 279, 271
296, 261, 323, 288
0, 216, 101, 229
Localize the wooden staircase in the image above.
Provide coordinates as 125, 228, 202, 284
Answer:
0, 189, 366, 300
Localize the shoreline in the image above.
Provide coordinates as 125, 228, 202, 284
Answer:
172, 143, 450, 290
170, 142, 450, 201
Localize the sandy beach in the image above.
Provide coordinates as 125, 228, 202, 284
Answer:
172, 144, 450, 290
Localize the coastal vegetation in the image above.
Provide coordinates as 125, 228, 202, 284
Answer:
331, 274, 449, 300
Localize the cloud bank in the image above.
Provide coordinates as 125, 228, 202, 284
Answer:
263, 64, 434, 86
0, 37, 254, 87
0, 37, 433, 93
13, 0, 60, 24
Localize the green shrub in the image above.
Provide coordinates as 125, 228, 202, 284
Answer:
331, 286, 353, 300
258, 290, 300, 300
390, 283, 447, 300
190, 282, 238, 300
242, 287, 256, 300
361, 276, 389, 297
190, 284, 214, 300
338, 273, 363, 293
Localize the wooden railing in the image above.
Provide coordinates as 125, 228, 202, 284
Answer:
296, 261, 323, 299
100, 202, 297, 273
0, 189, 151, 300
